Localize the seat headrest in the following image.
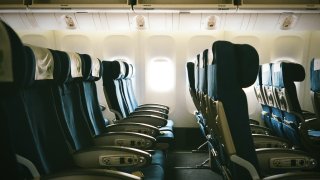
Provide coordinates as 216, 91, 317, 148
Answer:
261, 63, 272, 86
129, 64, 135, 78
26, 45, 54, 81
78, 53, 92, 81
124, 62, 134, 79
207, 47, 214, 65
187, 62, 195, 90
213, 41, 259, 89
254, 65, 262, 86
196, 54, 200, 67
202, 49, 208, 68
66, 52, 83, 80
235, 44, 259, 88
111, 60, 126, 80
0, 21, 33, 92
310, 58, 320, 92
91, 57, 102, 81
199, 52, 204, 68
123, 61, 130, 79
49, 50, 71, 84
272, 61, 305, 88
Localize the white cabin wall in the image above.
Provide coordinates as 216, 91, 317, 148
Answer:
16, 28, 320, 127
225, 31, 315, 122
304, 31, 320, 113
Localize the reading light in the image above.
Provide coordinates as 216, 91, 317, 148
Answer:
134, 15, 146, 30
205, 15, 218, 30
63, 15, 76, 29
280, 14, 297, 30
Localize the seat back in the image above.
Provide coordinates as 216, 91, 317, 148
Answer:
209, 41, 260, 179
199, 49, 209, 120
272, 61, 305, 146
254, 65, 273, 128
310, 58, 320, 119
186, 61, 201, 111
102, 60, 129, 119
262, 63, 285, 137
51, 50, 96, 150
3, 41, 77, 178
0, 20, 26, 179
77, 54, 108, 136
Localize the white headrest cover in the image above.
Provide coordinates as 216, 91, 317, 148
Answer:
28, 45, 54, 80
130, 64, 135, 78
67, 52, 82, 78
199, 53, 204, 68
207, 48, 214, 65
91, 56, 100, 78
117, 59, 126, 79
0, 22, 13, 82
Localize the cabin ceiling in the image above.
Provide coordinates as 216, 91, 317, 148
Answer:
1, 0, 320, 32
1, 12, 320, 32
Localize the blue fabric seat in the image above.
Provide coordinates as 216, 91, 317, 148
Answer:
102, 60, 174, 132
206, 41, 320, 179
0, 21, 143, 180
49, 50, 166, 170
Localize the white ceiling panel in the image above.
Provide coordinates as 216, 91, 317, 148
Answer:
148, 13, 168, 31
75, 13, 97, 31
224, 13, 245, 31
294, 14, 320, 31
252, 13, 280, 31
1, 13, 27, 30
106, 13, 130, 31
54, 13, 79, 30
179, 13, 201, 31
33, 13, 59, 30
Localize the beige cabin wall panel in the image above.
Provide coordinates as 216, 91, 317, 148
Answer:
224, 31, 313, 121
304, 31, 320, 113
19, 31, 56, 49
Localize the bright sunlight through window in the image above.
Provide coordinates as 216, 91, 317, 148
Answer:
149, 58, 174, 92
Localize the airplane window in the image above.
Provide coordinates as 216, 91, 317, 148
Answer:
148, 57, 174, 92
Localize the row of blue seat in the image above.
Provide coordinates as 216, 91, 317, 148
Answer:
254, 62, 320, 153
0, 20, 172, 179
186, 41, 320, 179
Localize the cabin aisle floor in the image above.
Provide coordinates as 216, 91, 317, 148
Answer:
165, 151, 222, 180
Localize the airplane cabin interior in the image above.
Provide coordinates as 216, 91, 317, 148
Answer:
1, 0, 320, 180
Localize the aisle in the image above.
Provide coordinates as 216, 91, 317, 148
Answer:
165, 151, 222, 180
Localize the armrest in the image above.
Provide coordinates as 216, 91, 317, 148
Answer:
135, 106, 169, 115
130, 109, 168, 119
302, 110, 316, 120
93, 132, 156, 150
249, 119, 260, 125
100, 104, 106, 111
43, 169, 141, 180
73, 146, 152, 169
105, 123, 160, 137
253, 134, 291, 149
250, 124, 272, 135
139, 103, 169, 110
256, 148, 318, 177
299, 118, 320, 154
118, 115, 168, 127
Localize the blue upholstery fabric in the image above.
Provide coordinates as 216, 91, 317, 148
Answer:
102, 61, 130, 119
310, 59, 320, 119
272, 62, 305, 146
310, 58, 320, 92
3, 45, 77, 176
212, 41, 260, 179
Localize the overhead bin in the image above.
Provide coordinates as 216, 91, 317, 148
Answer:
0, 0, 26, 9
239, 0, 320, 9
136, 0, 234, 10
29, 0, 129, 9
